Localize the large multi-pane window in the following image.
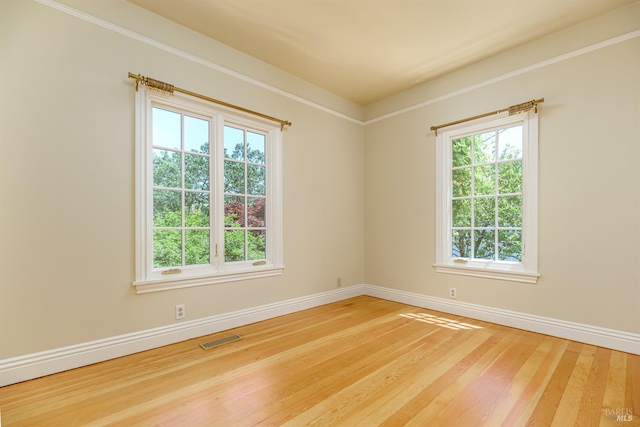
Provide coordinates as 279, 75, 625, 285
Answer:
435, 111, 539, 283
134, 87, 283, 293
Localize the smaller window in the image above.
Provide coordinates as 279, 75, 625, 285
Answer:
434, 111, 539, 283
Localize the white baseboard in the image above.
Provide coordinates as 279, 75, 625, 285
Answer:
0, 285, 365, 387
364, 284, 640, 355
2, 283, 639, 387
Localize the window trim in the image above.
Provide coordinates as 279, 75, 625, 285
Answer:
133, 87, 284, 294
434, 111, 539, 284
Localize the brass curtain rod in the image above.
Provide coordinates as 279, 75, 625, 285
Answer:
430, 98, 544, 136
128, 72, 292, 131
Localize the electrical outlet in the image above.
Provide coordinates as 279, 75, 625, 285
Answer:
337, 277, 342, 288
175, 304, 186, 319
449, 287, 457, 299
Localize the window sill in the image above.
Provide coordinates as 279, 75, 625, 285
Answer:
433, 263, 539, 284
133, 265, 284, 294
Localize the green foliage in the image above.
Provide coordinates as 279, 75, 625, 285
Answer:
451, 127, 524, 262
152, 130, 267, 268
224, 142, 265, 196
152, 143, 212, 268
223, 133, 267, 263
223, 201, 266, 262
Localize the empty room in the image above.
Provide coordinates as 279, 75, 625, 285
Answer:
0, 0, 639, 425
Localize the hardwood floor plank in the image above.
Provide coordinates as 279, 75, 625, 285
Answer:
627, 354, 640, 419
550, 344, 597, 426
489, 337, 567, 426
375, 325, 511, 426
93, 299, 418, 426
1, 296, 638, 427
273, 320, 459, 425
89, 299, 411, 426
525, 341, 582, 427
600, 350, 628, 427
359, 327, 503, 426
401, 327, 521, 426
291, 325, 490, 426
2, 298, 371, 424
574, 346, 611, 426
425, 330, 544, 426
236, 308, 439, 423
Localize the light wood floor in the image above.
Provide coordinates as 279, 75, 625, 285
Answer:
1, 296, 638, 426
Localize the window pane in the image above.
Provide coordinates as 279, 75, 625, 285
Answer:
153, 189, 181, 227
224, 126, 244, 160
185, 230, 210, 265
225, 229, 245, 262
185, 153, 209, 190
152, 108, 181, 150
248, 197, 266, 227
248, 230, 266, 260
247, 164, 265, 196
452, 229, 471, 258
185, 192, 209, 227
498, 161, 522, 194
498, 230, 522, 261
473, 132, 495, 164
452, 137, 471, 167
498, 196, 522, 228
247, 132, 265, 164
184, 116, 209, 154
224, 160, 245, 193
474, 229, 495, 260
474, 165, 495, 195
153, 230, 182, 268
153, 149, 181, 188
498, 126, 522, 160
474, 197, 495, 228
224, 195, 245, 228
452, 168, 471, 197
452, 199, 471, 227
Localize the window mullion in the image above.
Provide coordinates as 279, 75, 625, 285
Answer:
244, 131, 249, 261
494, 130, 499, 261
470, 138, 475, 259
217, 115, 225, 269
180, 122, 186, 267
209, 116, 216, 268
494, 158, 499, 260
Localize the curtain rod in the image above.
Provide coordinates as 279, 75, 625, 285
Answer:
430, 98, 544, 136
128, 72, 292, 131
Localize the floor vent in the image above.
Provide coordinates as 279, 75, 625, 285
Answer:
200, 334, 242, 350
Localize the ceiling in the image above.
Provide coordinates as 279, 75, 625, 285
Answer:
128, 0, 634, 106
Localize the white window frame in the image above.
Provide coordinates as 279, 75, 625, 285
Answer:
434, 110, 539, 284
133, 86, 284, 294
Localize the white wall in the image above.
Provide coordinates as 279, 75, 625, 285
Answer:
0, 0, 365, 360
364, 2, 640, 334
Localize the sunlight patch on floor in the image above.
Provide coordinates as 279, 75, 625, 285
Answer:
399, 313, 484, 330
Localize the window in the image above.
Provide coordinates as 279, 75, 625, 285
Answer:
134, 87, 283, 293
434, 111, 539, 283
223, 125, 267, 263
